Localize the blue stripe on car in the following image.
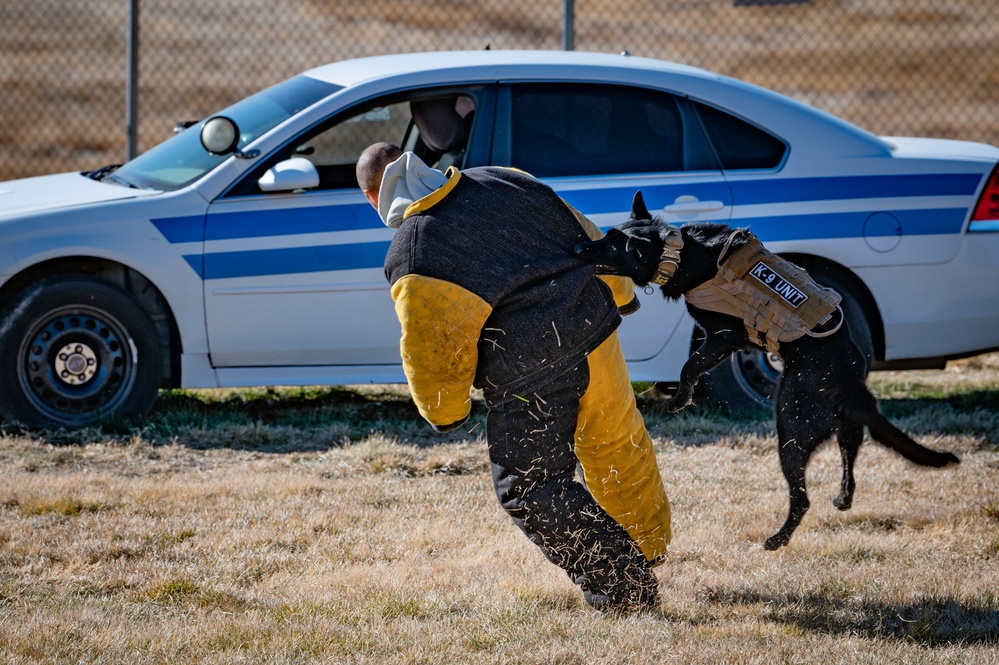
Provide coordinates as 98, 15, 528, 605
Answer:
561, 173, 981, 215
736, 208, 967, 241
561, 181, 732, 213
152, 203, 382, 243
190, 241, 392, 280
725, 173, 982, 206
206, 204, 384, 241
182, 208, 966, 280
152, 173, 981, 245
151, 214, 205, 243
152, 173, 981, 280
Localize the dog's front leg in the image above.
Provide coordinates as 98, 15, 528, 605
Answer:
667, 323, 744, 413
765, 435, 812, 550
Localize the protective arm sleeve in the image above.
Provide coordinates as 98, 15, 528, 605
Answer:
563, 201, 641, 315
390, 274, 493, 431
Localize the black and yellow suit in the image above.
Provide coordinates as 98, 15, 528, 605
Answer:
384, 166, 671, 604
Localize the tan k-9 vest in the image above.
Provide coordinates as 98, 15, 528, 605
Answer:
684, 231, 843, 354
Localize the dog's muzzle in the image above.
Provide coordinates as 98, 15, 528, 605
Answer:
651, 229, 684, 286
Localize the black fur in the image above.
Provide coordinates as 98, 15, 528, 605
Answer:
575, 191, 960, 550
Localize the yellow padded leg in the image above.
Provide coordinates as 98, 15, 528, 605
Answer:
575, 332, 672, 562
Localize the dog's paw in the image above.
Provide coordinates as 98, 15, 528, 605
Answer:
666, 396, 691, 413
832, 495, 852, 511
763, 533, 789, 551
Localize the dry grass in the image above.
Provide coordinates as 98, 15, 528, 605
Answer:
1, 356, 997, 663
2, 6, 995, 658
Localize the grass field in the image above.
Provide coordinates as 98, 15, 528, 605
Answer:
1, 354, 997, 663
1, 2, 996, 660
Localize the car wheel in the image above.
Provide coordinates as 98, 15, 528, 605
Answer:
694, 272, 874, 416
0, 275, 163, 429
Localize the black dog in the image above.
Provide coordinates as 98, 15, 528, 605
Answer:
575, 192, 960, 550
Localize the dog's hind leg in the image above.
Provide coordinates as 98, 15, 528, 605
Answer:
832, 420, 862, 511
764, 433, 812, 551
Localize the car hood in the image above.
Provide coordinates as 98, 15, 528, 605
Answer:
0, 172, 159, 219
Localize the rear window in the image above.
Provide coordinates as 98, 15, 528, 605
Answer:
693, 101, 786, 170
504, 83, 710, 177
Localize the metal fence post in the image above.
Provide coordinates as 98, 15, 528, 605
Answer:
562, 0, 574, 51
126, 0, 140, 161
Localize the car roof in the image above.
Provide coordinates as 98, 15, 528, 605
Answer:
300, 50, 890, 160
302, 49, 720, 88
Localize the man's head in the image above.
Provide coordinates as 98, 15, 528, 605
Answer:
356, 142, 403, 208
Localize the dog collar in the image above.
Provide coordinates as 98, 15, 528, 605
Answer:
651, 229, 684, 285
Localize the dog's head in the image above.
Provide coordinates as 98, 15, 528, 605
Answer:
574, 191, 681, 287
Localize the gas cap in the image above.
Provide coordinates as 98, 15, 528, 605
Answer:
863, 212, 902, 252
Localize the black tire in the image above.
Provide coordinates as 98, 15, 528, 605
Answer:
693, 332, 782, 417
0, 275, 163, 429
694, 271, 874, 416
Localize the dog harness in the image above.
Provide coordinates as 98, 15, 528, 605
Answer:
685, 230, 843, 354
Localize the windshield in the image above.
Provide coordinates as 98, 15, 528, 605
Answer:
105, 75, 341, 191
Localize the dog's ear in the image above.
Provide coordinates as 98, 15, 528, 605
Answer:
631, 190, 652, 219
631, 190, 652, 221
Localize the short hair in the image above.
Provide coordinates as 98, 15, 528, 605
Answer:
356, 142, 403, 194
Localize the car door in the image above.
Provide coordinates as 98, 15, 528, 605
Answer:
494, 81, 734, 360
202, 86, 492, 368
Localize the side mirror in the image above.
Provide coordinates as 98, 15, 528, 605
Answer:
174, 120, 199, 135
258, 157, 320, 192
200, 116, 240, 155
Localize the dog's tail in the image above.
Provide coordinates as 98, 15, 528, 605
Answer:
862, 411, 960, 467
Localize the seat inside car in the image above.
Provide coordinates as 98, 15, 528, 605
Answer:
410, 96, 473, 170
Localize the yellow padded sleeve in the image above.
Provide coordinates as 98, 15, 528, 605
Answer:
391, 275, 493, 429
575, 332, 671, 562
563, 201, 640, 313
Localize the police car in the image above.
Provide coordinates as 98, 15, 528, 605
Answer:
1, 50, 997, 428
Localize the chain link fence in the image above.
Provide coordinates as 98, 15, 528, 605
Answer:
1, 0, 996, 181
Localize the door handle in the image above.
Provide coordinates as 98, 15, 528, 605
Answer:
663, 199, 725, 214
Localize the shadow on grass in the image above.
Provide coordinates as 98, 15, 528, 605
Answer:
635, 386, 999, 447
137, 387, 490, 452
878, 388, 999, 417
10, 385, 998, 452
5, 386, 486, 452
704, 587, 999, 646
636, 386, 999, 420
150, 386, 421, 426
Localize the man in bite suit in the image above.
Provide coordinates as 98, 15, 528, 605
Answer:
357, 142, 671, 612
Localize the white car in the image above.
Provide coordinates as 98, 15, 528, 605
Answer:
1, 50, 997, 428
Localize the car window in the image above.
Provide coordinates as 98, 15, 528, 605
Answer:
295, 95, 475, 180
110, 75, 340, 191
691, 101, 787, 170
238, 93, 477, 193
296, 103, 412, 170
498, 83, 715, 178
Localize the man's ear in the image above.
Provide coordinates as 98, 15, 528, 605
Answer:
362, 187, 379, 209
